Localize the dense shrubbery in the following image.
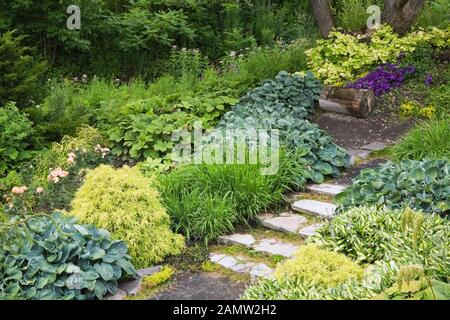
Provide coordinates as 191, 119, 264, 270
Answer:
0, 1, 317, 79
70, 165, 185, 268
307, 25, 450, 85
159, 148, 308, 243
0, 103, 34, 176
0, 31, 46, 108
336, 159, 450, 215
0, 212, 136, 300
392, 117, 450, 161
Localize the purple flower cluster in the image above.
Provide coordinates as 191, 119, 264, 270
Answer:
346, 64, 416, 96
425, 74, 433, 86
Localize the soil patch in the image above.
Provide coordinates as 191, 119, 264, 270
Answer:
314, 102, 416, 149
152, 271, 247, 300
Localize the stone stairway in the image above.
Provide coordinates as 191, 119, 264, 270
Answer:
209, 182, 348, 281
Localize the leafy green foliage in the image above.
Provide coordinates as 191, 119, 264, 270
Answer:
0, 31, 46, 107
219, 71, 350, 183
311, 207, 449, 281
244, 245, 366, 300
0, 0, 316, 79
70, 165, 185, 268
0, 212, 136, 300
333, 0, 384, 32
159, 148, 309, 243
274, 245, 363, 286
307, 25, 450, 85
335, 159, 450, 215
0, 103, 34, 176
391, 117, 450, 161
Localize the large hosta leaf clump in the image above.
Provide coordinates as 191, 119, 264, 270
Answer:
0, 212, 137, 300
336, 159, 450, 215
218, 71, 350, 183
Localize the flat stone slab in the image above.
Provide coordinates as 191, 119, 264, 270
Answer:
230, 262, 256, 274
253, 239, 298, 258
299, 223, 325, 238
307, 184, 347, 196
250, 264, 274, 280
360, 142, 387, 152
218, 234, 256, 247
292, 200, 336, 219
104, 288, 127, 300
262, 213, 307, 234
118, 277, 142, 296
137, 266, 162, 278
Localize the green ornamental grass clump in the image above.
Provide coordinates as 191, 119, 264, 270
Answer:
335, 159, 450, 215
159, 148, 309, 243
391, 117, 450, 161
0, 212, 137, 300
70, 165, 185, 268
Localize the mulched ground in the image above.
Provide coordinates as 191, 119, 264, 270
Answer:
152, 271, 248, 300
314, 100, 416, 149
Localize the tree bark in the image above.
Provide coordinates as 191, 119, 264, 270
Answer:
311, 0, 335, 37
318, 87, 376, 118
382, 0, 425, 35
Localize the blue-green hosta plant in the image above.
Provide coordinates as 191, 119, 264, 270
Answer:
0, 212, 137, 300
335, 159, 450, 215
218, 71, 350, 183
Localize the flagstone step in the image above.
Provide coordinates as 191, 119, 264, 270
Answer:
258, 212, 307, 234
306, 183, 347, 197
209, 253, 274, 280
291, 200, 337, 219
298, 223, 325, 238
218, 234, 256, 248
253, 238, 298, 258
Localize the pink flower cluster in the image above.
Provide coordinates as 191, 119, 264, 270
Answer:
67, 152, 76, 165
94, 145, 111, 159
11, 186, 27, 194
48, 168, 69, 183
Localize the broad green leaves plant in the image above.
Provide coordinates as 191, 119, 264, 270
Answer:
0, 103, 34, 176
0, 212, 137, 300
218, 71, 350, 183
335, 159, 450, 215
310, 207, 450, 282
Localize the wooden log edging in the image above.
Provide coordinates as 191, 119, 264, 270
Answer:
317, 86, 376, 118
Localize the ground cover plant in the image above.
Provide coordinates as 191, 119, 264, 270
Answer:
335, 159, 450, 215
70, 165, 185, 268
0, 212, 137, 300
391, 117, 450, 161
159, 148, 309, 243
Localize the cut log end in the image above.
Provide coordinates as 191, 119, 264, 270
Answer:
318, 86, 375, 118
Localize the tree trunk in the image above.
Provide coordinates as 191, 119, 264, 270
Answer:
382, 0, 425, 35
311, 0, 335, 37
317, 87, 376, 118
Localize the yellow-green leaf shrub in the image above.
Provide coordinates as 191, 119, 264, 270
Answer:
70, 165, 185, 268
306, 25, 450, 85
274, 245, 363, 287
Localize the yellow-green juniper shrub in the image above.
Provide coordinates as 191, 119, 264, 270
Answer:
70, 165, 185, 268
